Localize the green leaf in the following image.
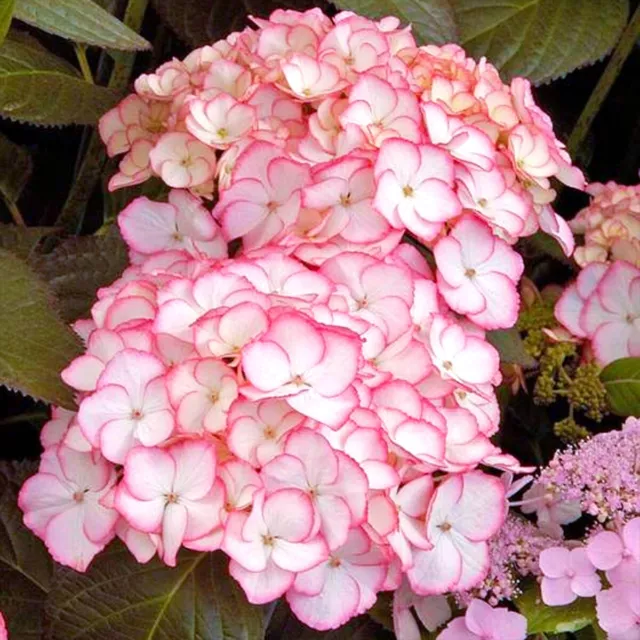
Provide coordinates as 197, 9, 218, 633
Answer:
0, 34, 121, 125
333, 0, 458, 44
14, 0, 150, 51
46, 545, 264, 640
0, 0, 14, 45
0, 131, 32, 205
451, 0, 629, 84
0, 460, 53, 640
486, 328, 537, 367
0, 249, 81, 407
521, 231, 574, 265
576, 623, 607, 640
0, 224, 57, 260
516, 582, 596, 634
600, 357, 640, 416
32, 230, 129, 322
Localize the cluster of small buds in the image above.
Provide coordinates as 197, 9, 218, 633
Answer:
539, 516, 640, 639
534, 417, 640, 526
516, 297, 557, 359
566, 362, 608, 421
570, 181, 640, 268
555, 258, 640, 366
99, 7, 584, 335
553, 417, 590, 444
532, 340, 577, 406
18, 187, 532, 630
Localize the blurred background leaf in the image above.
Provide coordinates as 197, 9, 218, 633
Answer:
45, 545, 265, 640
0, 34, 120, 125
0, 460, 53, 640
0, 250, 81, 408
0, 0, 14, 45
334, 0, 458, 44
14, 0, 151, 51
600, 357, 640, 416
32, 229, 129, 322
450, 0, 629, 84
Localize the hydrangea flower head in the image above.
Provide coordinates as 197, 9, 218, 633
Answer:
16, 6, 591, 633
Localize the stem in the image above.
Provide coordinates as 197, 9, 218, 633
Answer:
58, 0, 150, 233
74, 43, 94, 84
3, 196, 25, 225
567, 3, 640, 157
0, 411, 48, 427
108, 0, 150, 90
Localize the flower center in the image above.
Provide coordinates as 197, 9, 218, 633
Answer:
438, 521, 452, 532
263, 425, 276, 440
465, 268, 476, 278
442, 360, 453, 371
329, 556, 342, 568
477, 198, 488, 207
165, 492, 179, 504
73, 490, 87, 503
340, 192, 352, 206
216, 127, 228, 139
402, 185, 414, 197
262, 534, 275, 547
131, 409, 143, 420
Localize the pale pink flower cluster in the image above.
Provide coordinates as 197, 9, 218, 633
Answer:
539, 517, 640, 640
17, 190, 530, 630
570, 181, 640, 268
532, 417, 640, 526
457, 513, 559, 605
555, 259, 640, 366
99, 8, 584, 329
437, 599, 527, 640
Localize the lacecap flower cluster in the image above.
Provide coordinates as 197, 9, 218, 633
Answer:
18, 7, 588, 636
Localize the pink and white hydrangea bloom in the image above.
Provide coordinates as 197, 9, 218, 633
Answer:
149, 132, 217, 189
286, 527, 388, 630
118, 191, 226, 261
555, 260, 640, 365
216, 141, 311, 249
77, 349, 174, 463
222, 488, 329, 603
434, 216, 524, 329
241, 312, 361, 427
115, 441, 224, 566
373, 138, 460, 242
408, 472, 506, 594
19, 446, 118, 571
166, 358, 238, 434
261, 428, 368, 549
